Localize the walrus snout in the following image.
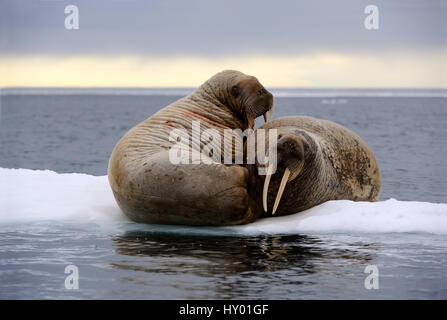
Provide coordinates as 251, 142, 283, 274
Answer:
277, 135, 305, 164
249, 88, 274, 122
262, 134, 308, 215
235, 76, 274, 125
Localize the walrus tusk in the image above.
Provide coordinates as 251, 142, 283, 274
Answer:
268, 103, 275, 121
263, 113, 268, 123
262, 162, 274, 212
248, 117, 255, 129
272, 168, 290, 215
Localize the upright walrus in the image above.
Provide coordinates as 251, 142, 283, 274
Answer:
248, 116, 381, 216
108, 70, 274, 226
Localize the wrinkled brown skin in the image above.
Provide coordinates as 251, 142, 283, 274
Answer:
248, 116, 381, 216
108, 70, 273, 226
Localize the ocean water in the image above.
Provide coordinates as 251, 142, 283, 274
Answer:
0, 89, 446, 299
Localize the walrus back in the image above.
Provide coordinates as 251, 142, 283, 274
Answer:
108, 91, 261, 225
271, 116, 381, 201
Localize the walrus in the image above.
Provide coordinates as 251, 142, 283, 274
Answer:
108, 70, 274, 226
247, 116, 381, 216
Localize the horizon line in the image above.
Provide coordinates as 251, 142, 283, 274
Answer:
2, 87, 446, 98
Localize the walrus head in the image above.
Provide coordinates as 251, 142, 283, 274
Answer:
262, 130, 315, 214
200, 70, 275, 129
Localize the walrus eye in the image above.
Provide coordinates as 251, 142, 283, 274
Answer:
303, 142, 309, 152
257, 88, 267, 96
231, 85, 241, 98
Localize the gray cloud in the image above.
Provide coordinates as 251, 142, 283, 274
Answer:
1, 0, 446, 57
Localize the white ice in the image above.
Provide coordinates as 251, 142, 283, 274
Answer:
1, 168, 446, 235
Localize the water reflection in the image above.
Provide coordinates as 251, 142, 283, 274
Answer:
113, 233, 317, 272
110, 231, 378, 298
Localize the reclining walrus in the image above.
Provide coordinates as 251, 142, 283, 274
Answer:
108, 70, 274, 225
247, 116, 381, 216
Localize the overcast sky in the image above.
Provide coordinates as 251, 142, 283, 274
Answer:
1, 0, 446, 87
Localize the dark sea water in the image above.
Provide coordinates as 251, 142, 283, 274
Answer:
0, 90, 446, 299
